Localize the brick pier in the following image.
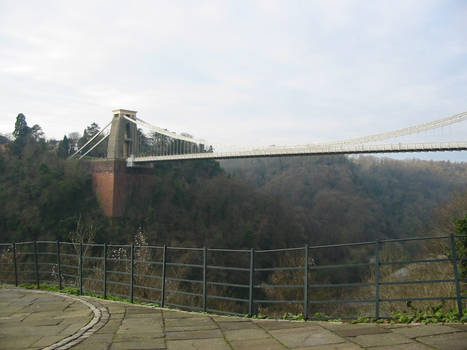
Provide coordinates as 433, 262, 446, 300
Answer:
90, 160, 154, 217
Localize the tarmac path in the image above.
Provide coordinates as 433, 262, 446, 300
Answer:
0, 287, 466, 350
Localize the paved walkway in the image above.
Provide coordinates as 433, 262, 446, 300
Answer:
0, 287, 466, 350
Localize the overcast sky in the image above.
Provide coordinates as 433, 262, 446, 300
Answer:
0, 0, 466, 160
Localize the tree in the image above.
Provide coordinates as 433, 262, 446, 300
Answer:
433, 189, 467, 235
77, 122, 107, 158
68, 132, 81, 153
31, 124, 44, 141
57, 135, 71, 158
79, 122, 100, 146
0, 134, 10, 144
11, 113, 32, 156
13, 113, 30, 139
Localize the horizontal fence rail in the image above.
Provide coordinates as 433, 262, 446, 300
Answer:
0, 234, 465, 320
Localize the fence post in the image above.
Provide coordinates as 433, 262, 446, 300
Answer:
12, 243, 18, 287
56, 241, 62, 290
130, 243, 134, 303
304, 244, 309, 320
79, 242, 83, 295
375, 240, 381, 319
249, 248, 255, 317
161, 245, 167, 307
34, 241, 39, 289
103, 243, 107, 299
450, 234, 463, 316
203, 247, 207, 312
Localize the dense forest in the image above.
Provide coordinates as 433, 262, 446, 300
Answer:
1, 114, 466, 250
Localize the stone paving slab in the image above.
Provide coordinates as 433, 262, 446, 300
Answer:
165, 329, 223, 340
164, 316, 217, 331
416, 331, 467, 350
371, 343, 433, 350
254, 319, 313, 330
110, 339, 166, 350
167, 338, 231, 350
391, 324, 461, 338
450, 323, 467, 331
1, 286, 467, 350
350, 333, 415, 347
224, 327, 272, 341
0, 287, 94, 350
212, 315, 251, 322
269, 326, 346, 348
294, 344, 362, 350
230, 338, 285, 350
332, 326, 391, 337
218, 320, 260, 330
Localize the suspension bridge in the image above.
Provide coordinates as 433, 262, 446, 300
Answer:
70, 109, 467, 217
71, 109, 467, 166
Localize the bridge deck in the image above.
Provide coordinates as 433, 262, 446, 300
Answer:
129, 142, 467, 165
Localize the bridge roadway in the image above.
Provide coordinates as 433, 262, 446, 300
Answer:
1, 286, 466, 349
128, 141, 467, 165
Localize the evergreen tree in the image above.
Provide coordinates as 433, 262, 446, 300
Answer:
78, 123, 100, 147
13, 113, 29, 139
77, 122, 107, 157
57, 135, 71, 158
11, 113, 31, 156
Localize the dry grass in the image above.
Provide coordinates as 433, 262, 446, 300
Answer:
363, 239, 464, 317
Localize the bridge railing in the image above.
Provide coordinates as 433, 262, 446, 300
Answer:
0, 234, 465, 320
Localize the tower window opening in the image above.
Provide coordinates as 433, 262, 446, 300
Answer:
126, 122, 131, 139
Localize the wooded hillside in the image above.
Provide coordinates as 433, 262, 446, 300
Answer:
1, 114, 466, 249
220, 156, 467, 244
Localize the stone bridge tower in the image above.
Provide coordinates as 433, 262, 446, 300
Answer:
107, 109, 139, 159
91, 109, 153, 217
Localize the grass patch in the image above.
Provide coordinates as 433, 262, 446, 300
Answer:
350, 301, 467, 324
18, 283, 161, 308
390, 301, 467, 324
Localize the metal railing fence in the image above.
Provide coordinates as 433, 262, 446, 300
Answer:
0, 234, 465, 319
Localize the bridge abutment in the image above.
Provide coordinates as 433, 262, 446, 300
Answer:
87, 108, 155, 217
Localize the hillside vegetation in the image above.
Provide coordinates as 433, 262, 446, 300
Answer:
221, 156, 467, 244
1, 114, 466, 249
